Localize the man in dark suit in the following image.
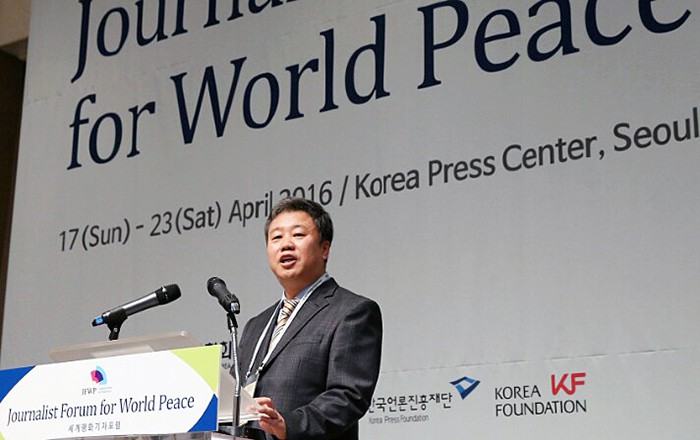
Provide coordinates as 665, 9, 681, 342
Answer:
238, 197, 383, 440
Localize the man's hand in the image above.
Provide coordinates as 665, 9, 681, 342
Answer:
256, 397, 287, 439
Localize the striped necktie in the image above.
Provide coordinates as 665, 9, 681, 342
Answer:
268, 298, 299, 352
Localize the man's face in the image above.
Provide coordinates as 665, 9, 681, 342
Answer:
266, 210, 330, 297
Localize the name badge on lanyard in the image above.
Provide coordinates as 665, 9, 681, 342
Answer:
244, 373, 259, 398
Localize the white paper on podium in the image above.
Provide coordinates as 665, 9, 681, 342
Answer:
50, 331, 261, 425
218, 369, 261, 425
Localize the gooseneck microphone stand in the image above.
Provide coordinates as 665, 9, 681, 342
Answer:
219, 303, 265, 440
229, 311, 242, 428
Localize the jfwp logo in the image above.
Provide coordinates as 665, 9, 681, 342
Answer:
550, 372, 586, 396
450, 376, 480, 399
90, 366, 107, 385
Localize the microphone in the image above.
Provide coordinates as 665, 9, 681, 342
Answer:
92, 284, 181, 327
207, 277, 240, 314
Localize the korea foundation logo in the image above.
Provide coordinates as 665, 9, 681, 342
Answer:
494, 372, 588, 417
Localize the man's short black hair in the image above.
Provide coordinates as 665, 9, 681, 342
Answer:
264, 197, 334, 244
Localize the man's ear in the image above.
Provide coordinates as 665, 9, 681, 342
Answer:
322, 241, 331, 262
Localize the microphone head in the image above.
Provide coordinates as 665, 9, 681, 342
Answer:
207, 277, 240, 314
207, 277, 225, 296
156, 284, 181, 304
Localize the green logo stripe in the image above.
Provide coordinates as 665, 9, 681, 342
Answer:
171, 345, 221, 392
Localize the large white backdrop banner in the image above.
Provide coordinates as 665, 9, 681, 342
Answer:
4, 0, 699, 438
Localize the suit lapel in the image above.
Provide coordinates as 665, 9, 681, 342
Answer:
261, 278, 337, 370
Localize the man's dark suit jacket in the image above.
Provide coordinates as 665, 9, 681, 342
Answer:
238, 278, 382, 440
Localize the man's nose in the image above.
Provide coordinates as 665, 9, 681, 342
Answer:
280, 236, 295, 249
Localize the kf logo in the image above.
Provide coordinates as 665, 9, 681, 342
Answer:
551, 372, 586, 396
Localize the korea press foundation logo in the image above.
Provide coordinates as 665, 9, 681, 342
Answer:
450, 376, 480, 399
366, 375, 480, 426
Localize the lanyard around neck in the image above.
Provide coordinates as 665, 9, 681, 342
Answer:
244, 273, 330, 381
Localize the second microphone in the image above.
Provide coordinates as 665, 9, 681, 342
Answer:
207, 277, 240, 315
